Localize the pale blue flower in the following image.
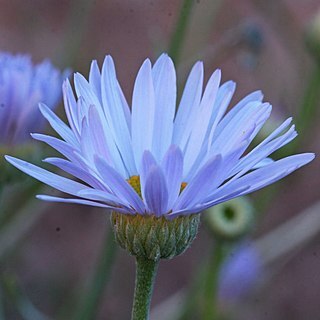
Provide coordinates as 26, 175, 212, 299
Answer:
219, 244, 262, 301
0, 53, 67, 144
5, 54, 314, 217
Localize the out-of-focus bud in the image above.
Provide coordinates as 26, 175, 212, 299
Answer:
204, 197, 254, 241
218, 243, 262, 301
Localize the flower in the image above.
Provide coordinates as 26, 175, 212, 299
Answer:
0, 52, 67, 145
5, 53, 314, 217
218, 243, 262, 301
204, 197, 254, 241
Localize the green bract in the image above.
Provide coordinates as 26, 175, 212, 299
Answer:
111, 211, 200, 261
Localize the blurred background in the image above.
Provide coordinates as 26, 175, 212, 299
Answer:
0, 0, 319, 319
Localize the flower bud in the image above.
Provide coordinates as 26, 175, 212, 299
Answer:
111, 212, 200, 261
204, 197, 254, 241
218, 243, 262, 301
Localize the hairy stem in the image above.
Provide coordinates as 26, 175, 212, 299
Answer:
131, 258, 159, 320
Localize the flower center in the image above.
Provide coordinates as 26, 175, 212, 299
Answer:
127, 175, 187, 198
127, 175, 141, 197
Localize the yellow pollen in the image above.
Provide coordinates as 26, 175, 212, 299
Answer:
180, 182, 187, 193
127, 175, 188, 198
127, 175, 142, 197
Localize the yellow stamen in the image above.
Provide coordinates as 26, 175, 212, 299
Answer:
127, 175, 141, 197
127, 175, 187, 198
180, 182, 187, 193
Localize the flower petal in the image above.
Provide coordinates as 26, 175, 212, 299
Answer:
173, 154, 223, 211
183, 69, 221, 175
36, 194, 130, 213
31, 133, 79, 163
230, 124, 297, 178
161, 145, 183, 209
89, 60, 102, 101
132, 59, 155, 169
144, 165, 169, 216
5, 156, 89, 197
39, 103, 78, 146
43, 157, 105, 190
211, 102, 272, 155
94, 156, 146, 214
204, 153, 315, 205
173, 61, 204, 149
139, 150, 158, 202
101, 56, 136, 174
74, 72, 102, 110
151, 54, 176, 161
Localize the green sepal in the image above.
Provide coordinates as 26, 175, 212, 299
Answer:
111, 212, 200, 261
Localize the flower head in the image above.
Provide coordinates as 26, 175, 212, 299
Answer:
5, 54, 314, 217
219, 243, 262, 301
0, 52, 67, 145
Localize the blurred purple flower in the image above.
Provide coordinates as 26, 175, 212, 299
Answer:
5, 53, 314, 216
0, 53, 67, 145
218, 244, 262, 301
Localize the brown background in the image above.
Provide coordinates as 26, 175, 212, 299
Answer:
0, 0, 319, 319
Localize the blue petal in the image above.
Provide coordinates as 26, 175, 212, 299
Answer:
31, 133, 79, 163
94, 156, 146, 214
161, 145, 183, 209
101, 56, 136, 175
5, 156, 91, 197
63, 80, 81, 139
89, 60, 102, 101
86, 106, 128, 176
211, 102, 272, 155
173, 61, 204, 149
139, 150, 157, 201
36, 195, 130, 213
204, 153, 315, 205
132, 59, 155, 169
169, 185, 249, 217
173, 154, 223, 211
183, 69, 221, 175
139, 151, 157, 199
151, 54, 176, 161
43, 157, 105, 190
251, 158, 274, 169
230, 125, 297, 178
74, 72, 102, 110
39, 103, 78, 146
144, 165, 169, 216
215, 90, 264, 136
77, 189, 134, 211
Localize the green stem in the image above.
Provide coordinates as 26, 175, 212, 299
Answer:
0, 283, 5, 319
131, 258, 159, 320
291, 64, 320, 152
176, 263, 206, 320
74, 226, 117, 320
203, 243, 225, 320
168, 0, 195, 64
57, 0, 95, 68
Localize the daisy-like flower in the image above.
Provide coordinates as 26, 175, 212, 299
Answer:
5, 53, 314, 319
0, 52, 67, 145
5, 53, 314, 217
